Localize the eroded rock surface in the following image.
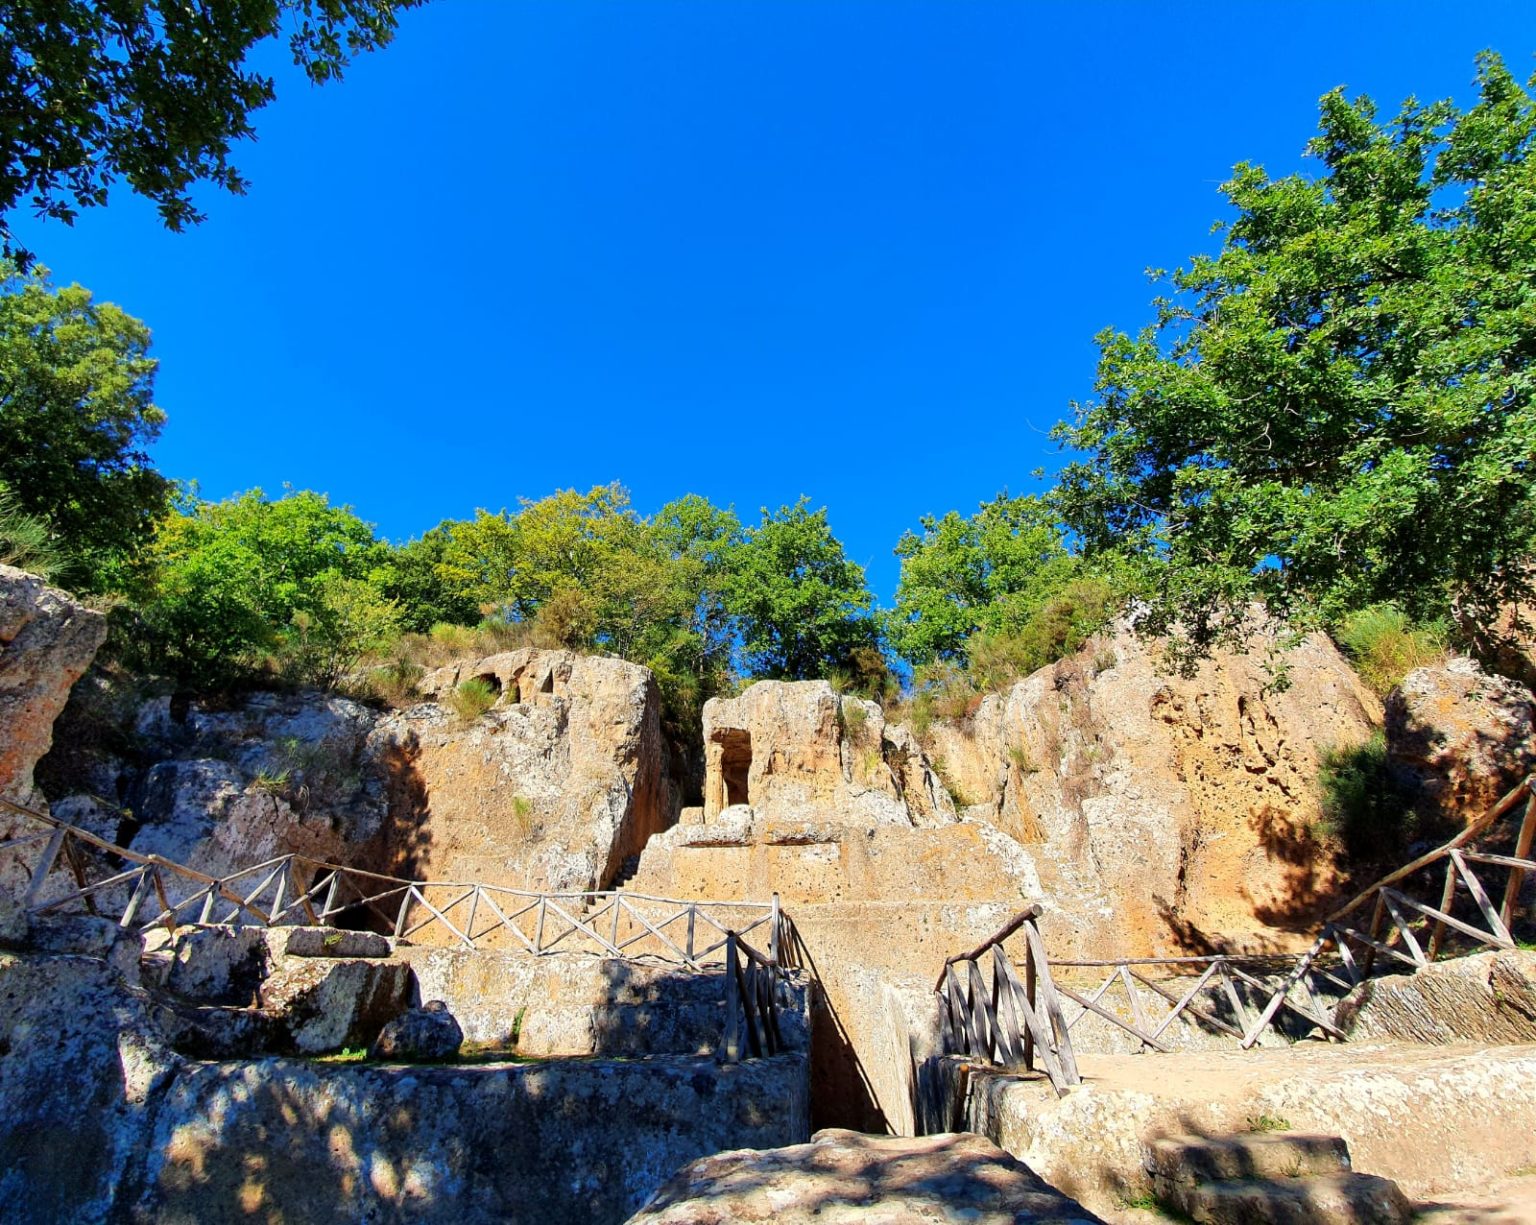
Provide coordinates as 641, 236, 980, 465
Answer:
1386, 657, 1536, 827
702, 681, 955, 827
627, 1128, 1103, 1224
33, 649, 680, 925
0, 942, 180, 1223
0, 565, 106, 809
371, 999, 464, 1061
924, 620, 1382, 956
1336, 951, 1536, 1045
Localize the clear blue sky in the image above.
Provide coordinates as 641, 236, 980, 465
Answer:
16, 2, 1536, 602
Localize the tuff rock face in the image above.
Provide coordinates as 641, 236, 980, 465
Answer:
701, 681, 955, 827
0, 565, 106, 808
924, 620, 1383, 956
36, 649, 680, 924
625, 1128, 1104, 1224
396, 648, 679, 893
1386, 656, 1536, 826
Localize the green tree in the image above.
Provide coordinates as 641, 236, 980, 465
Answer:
377, 527, 481, 633
887, 493, 1081, 665
725, 498, 876, 680
0, 0, 422, 261
134, 487, 390, 686
0, 262, 169, 584
1054, 54, 1536, 656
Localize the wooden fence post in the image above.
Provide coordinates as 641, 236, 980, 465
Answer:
1500, 790, 1536, 932
723, 932, 741, 1062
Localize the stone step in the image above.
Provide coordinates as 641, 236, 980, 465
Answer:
1161, 1172, 1413, 1225
1148, 1132, 1351, 1183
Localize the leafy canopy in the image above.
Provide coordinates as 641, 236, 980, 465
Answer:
1053, 53, 1536, 653
887, 493, 1081, 665
133, 487, 393, 687
724, 498, 877, 681
0, 261, 169, 585
0, 0, 422, 261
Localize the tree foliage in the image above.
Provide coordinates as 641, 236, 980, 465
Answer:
724, 498, 877, 680
887, 493, 1080, 665
0, 261, 169, 584
0, 0, 422, 261
1054, 53, 1536, 654
133, 487, 392, 687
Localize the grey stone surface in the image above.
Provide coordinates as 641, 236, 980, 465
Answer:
627, 1128, 1103, 1224
371, 1000, 463, 1061
258, 955, 416, 1054
951, 1044, 1536, 1210
280, 926, 392, 959
134, 1052, 810, 1223
0, 950, 181, 1224
1335, 952, 1536, 1045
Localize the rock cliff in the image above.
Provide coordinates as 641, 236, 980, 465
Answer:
0, 565, 107, 808
924, 620, 1382, 956
35, 648, 679, 919
1387, 656, 1536, 827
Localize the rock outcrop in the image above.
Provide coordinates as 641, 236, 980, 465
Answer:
390, 648, 678, 892
36, 648, 680, 921
924, 620, 1382, 956
1386, 657, 1536, 827
0, 565, 106, 808
370, 999, 464, 1061
632, 679, 1043, 1134
626, 1128, 1104, 1224
1335, 951, 1536, 1045
0, 941, 180, 1223
701, 681, 954, 827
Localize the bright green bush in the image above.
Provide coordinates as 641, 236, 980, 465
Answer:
1335, 604, 1449, 696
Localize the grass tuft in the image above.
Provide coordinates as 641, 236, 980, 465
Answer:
449, 676, 498, 721
1335, 604, 1449, 696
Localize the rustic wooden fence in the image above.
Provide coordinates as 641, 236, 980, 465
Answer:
720, 929, 792, 1062
0, 795, 781, 970
934, 904, 1082, 1096
1043, 775, 1536, 1053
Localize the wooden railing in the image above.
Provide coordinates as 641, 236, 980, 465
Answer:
720, 929, 791, 1062
933, 905, 1081, 1096
1049, 952, 1345, 1052
1037, 775, 1536, 1053
0, 795, 780, 969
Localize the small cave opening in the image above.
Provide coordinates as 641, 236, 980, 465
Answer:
719, 729, 752, 808
475, 672, 503, 696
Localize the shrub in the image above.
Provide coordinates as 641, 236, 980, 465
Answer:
428, 622, 480, 658
449, 677, 498, 722
1317, 731, 1425, 862
1335, 604, 1449, 696
276, 573, 403, 690
364, 655, 425, 707
530, 585, 598, 649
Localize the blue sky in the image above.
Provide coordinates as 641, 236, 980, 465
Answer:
15, 2, 1536, 602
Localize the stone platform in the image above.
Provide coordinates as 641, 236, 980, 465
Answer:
944, 1042, 1536, 1216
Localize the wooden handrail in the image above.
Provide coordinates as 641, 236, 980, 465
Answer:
1, 794, 784, 968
